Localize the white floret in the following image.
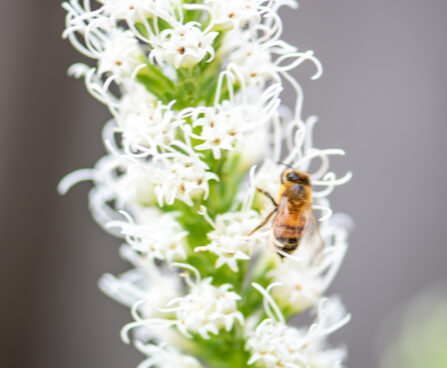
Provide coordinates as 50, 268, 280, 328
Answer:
135, 342, 203, 368
99, 254, 182, 318
188, 82, 281, 159
195, 210, 263, 272
98, 29, 145, 80
99, 0, 179, 23
150, 22, 218, 68
169, 277, 244, 339
246, 296, 350, 368
152, 153, 218, 206
107, 208, 188, 261
115, 85, 183, 155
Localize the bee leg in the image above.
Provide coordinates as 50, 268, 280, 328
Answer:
248, 208, 277, 235
256, 187, 278, 207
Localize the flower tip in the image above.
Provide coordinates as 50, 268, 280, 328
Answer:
67, 63, 90, 78
311, 64, 324, 80
341, 171, 353, 184
57, 180, 70, 196
57, 168, 94, 195
120, 325, 132, 345
345, 313, 352, 324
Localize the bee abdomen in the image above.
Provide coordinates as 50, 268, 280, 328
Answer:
273, 224, 304, 238
276, 224, 304, 231
275, 236, 301, 254
275, 236, 301, 245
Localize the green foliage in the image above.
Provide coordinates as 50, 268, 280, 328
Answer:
137, 62, 176, 103
190, 327, 250, 368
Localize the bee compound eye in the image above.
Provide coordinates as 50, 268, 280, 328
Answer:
286, 172, 300, 182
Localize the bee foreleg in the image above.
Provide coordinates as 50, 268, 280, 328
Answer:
248, 208, 277, 235
256, 187, 278, 207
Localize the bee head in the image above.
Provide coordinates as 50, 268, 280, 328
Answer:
283, 170, 311, 186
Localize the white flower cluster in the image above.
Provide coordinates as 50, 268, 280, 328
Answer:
107, 208, 188, 261
268, 214, 351, 314
99, 245, 182, 317
195, 209, 263, 272
164, 274, 244, 339
119, 264, 244, 343
61, 0, 352, 367
135, 342, 203, 368
246, 288, 350, 368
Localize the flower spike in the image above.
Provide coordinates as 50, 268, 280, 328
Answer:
60, 0, 352, 366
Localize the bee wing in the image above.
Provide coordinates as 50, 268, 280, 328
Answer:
301, 207, 325, 262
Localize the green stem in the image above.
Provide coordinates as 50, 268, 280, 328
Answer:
137, 63, 176, 103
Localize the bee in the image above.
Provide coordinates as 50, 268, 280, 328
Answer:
249, 169, 323, 258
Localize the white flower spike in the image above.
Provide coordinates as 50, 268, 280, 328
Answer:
61, 0, 352, 367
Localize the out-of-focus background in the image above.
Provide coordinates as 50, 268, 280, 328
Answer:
1, 0, 446, 367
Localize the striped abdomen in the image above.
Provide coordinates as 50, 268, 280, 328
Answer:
272, 197, 306, 253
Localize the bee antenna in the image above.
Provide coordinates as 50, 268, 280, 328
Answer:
274, 161, 294, 170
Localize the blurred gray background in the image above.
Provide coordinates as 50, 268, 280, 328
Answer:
1, 0, 446, 367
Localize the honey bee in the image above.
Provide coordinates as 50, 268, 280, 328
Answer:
249, 169, 323, 258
